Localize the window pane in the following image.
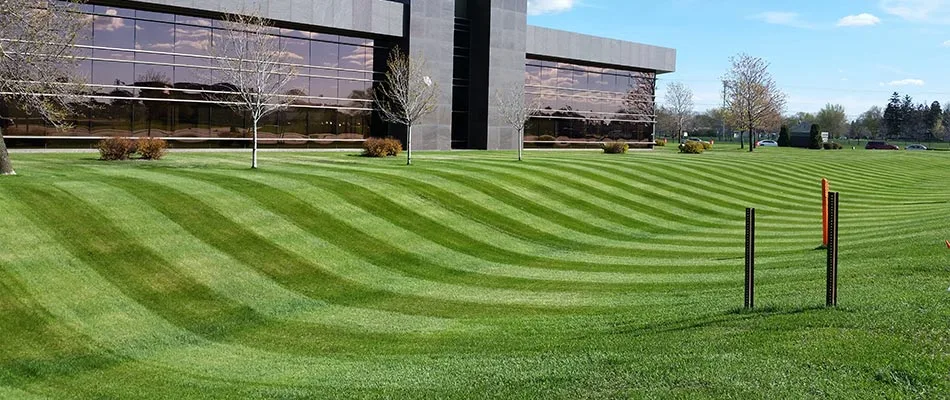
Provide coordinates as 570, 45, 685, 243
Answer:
340, 45, 370, 71
282, 37, 310, 66
175, 25, 211, 57
176, 15, 213, 28
310, 77, 338, 105
211, 106, 246, 138
307, 109, 337, 136
94, 6, 134, 18
311, 40, 339, 69
93, 15, 134, 49
174, 103, 211, 137
174, 66, 210, 86
93, 61, 134, 88
135, 20, 175, 63
90, 99, 132, 136
133, 100, 173, 136
135, 10, 174, 22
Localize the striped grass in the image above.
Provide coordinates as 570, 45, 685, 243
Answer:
0, 148, 948, 398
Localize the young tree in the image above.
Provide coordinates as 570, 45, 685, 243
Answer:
207, 9, 299, 169
723, 54, 786, 152
809, 123, 822, 149
778, 125, 790, 147
495, 86, 541, 161
927, 101, 943, 141
664, 81, 694, 143
0, 0, 87, 175
854, 106, 883, 139
816, 103, 848, 138
374, 46, 438, 166
655, 105, 676, 138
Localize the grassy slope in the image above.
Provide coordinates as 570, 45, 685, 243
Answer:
0, 146, 947, 399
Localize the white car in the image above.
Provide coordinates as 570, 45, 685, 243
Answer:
906, 144, 928, 151
756, 140, 778, 147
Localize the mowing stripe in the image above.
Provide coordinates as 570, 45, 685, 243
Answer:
56, 181, 456, 333
90, 167, 691, 307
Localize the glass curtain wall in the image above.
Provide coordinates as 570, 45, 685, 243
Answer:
3, 3, 384, 147
524, 58, 656, 145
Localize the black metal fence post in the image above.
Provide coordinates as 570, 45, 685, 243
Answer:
826, 192, 839, 307
745, 208, 755, 309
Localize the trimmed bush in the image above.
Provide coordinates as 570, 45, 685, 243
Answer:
535, 134, 557, 148
362, 137, 403, 157
679, 141, 705, 154
602, 141, 629, 154
98, 137, 136, 161
702, 141, 713, 151
137, 138, 168, 160
822, 141, 843, 150
654, 139, 666, 147
778, 125, 790, 147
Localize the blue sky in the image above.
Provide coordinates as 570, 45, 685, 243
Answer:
527, 0, 950, 119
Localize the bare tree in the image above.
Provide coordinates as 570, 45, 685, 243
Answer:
664, 81, 694, 143
374, 46, 437, 165
0, 0, 87, 175
723, 54, 786, 152
207, 8, 299, 169
495, 86, 541, 161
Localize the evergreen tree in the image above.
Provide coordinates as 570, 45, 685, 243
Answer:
809, 124, 822, 149
883, 92, 902, 139
778, 125, 790, 147
900, 95, 915, 138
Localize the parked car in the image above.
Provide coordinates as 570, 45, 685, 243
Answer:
865, 141, 899, 150
756, 140, 778, 147
905, 144, 928, 151
686, 137, 708, 144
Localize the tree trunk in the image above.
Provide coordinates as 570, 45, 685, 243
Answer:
252, 121, 259, 169
748, 124, 755, 152
518, 128, 523, 161
406, 124, 412, 166
0, 126, 15, 176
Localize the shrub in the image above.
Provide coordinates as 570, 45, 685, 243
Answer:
654, 139, 666, 147
602, 141, 629, 154
98, 137, 135, 161
822, 141, 843, 150
778, 125, 790, 147
679, 141, 705, 154
137, 138, 168, 160
362, 137, 402, 157
809, 124, 823, 149
702, 141, 713, 151
536, 134, 557, 148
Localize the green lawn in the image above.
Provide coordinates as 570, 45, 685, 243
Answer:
0, 147, 947, 399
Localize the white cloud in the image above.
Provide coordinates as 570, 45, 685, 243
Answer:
881, 78, 926, 86
751, 11, 813, 29
942, 39, 950, 46
527, 0, 577, 16
837, 13, 882, 27
881, 0, 950, 23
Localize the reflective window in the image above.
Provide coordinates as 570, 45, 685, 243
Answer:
525, 58, 657, 142
8, 3, 383, 142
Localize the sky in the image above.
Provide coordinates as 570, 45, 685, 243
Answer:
526, 0, 950, 119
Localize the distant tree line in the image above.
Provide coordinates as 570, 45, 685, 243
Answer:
657, 91, 950, 143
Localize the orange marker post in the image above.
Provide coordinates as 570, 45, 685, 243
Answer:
946, 240, 950, 249
822, 178, 830, 247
